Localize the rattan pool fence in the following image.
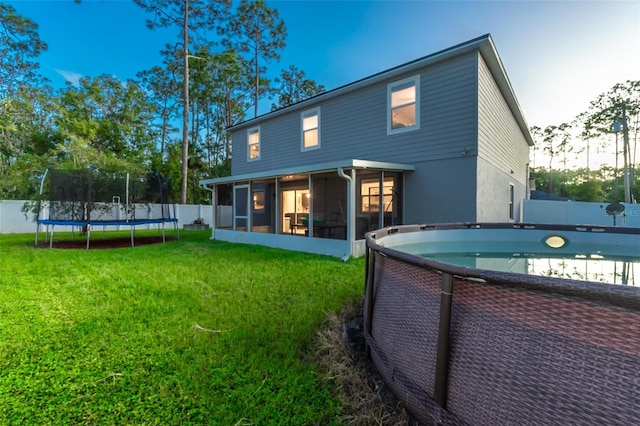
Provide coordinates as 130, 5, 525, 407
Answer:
364, 224, 640, 425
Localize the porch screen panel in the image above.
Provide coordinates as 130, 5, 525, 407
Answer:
312, 174, 347, 240
234, 186, 249, 231
358, 172, 381, 239
383, 172, 402, 228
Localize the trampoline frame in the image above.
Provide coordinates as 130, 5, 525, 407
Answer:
34, 168, 180, 249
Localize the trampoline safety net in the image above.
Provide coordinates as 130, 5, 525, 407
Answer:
41, 168, 173, 223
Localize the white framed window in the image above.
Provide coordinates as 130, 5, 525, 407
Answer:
247, 126, 260, 161
252, 190, 265, 212
301, 107, 320, 151
360, 177, 395, 214
387, 75, 420, 135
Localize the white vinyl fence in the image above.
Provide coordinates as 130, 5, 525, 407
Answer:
2, 199, 638, 234
0, 200, 213, 234
522, 199, 640, 227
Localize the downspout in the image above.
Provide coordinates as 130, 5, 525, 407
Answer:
337, 167, 355, 261
203, 183, 216, 240
275, 178, 280, 234
308, 174, 313, 238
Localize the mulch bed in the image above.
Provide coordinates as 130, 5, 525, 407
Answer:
35, 236, 177, 249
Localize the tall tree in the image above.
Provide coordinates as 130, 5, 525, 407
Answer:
134, 0, 230, 204
207, 50, 250, 161
541, 125, 561, 194
136, 65, 181, 161
0, 3, 50, 174
223, 0, 286, 118
529, 125, 543, 169
573, 112, 599, 176
56, 75, 157, 165
0, 3, 48, 98
581, 80, 639, 203
539, 122, 574, 196
189, 48, 247, 167
270, 65, 325, 111
556, 122, 572, 193
0, 85, 60, 195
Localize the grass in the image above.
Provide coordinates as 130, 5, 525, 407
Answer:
0, 230, 365, 424
315, 301, 413, 425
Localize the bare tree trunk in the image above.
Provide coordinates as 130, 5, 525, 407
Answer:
225, 92, 232, 159
622, 103, 631, 204
205, 112, 211, 167
254, 43, 259, 118
253, 31, 260, 117
180, 0, 190, 204
161, 104, 168, 161
614, 133, 619, 200
586, 137, 590, 178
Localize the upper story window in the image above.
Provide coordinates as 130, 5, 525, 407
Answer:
301, 108, 320, 151
388, 75, 420, 135
247, 126, 260, 161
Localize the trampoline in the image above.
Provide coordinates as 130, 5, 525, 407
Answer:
35, 167, 179, 249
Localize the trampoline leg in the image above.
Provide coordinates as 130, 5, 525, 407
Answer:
130, 226, 134, 247
162, 223, 166, 243
86, 225, 91, 250
50, 225, 54, 249
35, 223, 39, 246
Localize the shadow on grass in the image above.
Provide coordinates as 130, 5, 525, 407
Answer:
34, 235, 178, 249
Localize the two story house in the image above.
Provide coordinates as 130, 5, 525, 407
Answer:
200, 34, 533, 259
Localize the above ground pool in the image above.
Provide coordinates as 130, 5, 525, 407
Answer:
382, 223, 639, 286
363, 223, 640, 425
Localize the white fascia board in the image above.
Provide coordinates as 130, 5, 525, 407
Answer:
199, 159, 415, 187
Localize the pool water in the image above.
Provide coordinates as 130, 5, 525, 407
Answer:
393, 230, 640, 286
423, 251, 638, 286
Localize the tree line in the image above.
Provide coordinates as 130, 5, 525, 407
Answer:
529, 80, 639, 203
0, 0, 324, 204
1, 1, 638, 206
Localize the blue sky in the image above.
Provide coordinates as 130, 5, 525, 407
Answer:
6, 0, 640, 129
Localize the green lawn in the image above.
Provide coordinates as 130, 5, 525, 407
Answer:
0, 231, 365, 424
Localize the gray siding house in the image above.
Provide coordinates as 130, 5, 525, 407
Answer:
200, 34, 533, 259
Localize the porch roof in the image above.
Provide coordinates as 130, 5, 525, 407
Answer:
199, 159, 415, 187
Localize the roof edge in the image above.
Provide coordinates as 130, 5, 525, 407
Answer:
228, 33, 533, 147
478, 35, 534, 146
228, 34, 493, 131
199, 159, 416, 186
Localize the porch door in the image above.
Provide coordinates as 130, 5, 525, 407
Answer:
381, 172, 400, 228
234, 184, 249, 231
358, 172, 402, 238
281, 189, 309, 235
251, 184, 272, 229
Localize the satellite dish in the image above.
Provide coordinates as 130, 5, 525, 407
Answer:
605, 202, 625, 216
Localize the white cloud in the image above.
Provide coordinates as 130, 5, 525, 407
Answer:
55, 69, 83, 86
